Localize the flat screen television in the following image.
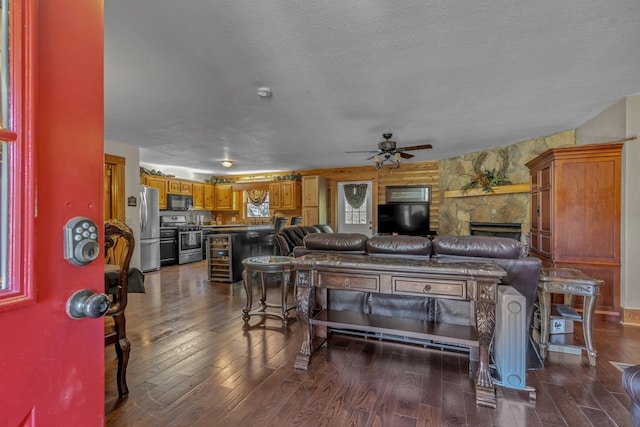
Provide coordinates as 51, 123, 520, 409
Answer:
377, 203, 430, 236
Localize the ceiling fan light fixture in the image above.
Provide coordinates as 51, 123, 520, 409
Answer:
221, 160, 234, 168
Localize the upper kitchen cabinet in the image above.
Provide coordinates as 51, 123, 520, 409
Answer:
526, 143, 623, 321
302, 175, 327, 225
142, 175, 168, 209
192, 183, 205, 209
269, 180, 300, 210
168, 178, 193, 195
215, 184, 234, 210
204, 184, 215, 210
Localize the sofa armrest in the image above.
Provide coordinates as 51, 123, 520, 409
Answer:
623, 365, 640, 427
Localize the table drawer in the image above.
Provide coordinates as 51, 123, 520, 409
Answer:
318, 272, 379, 291
393, 278, 467, 299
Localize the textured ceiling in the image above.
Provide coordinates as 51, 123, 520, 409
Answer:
104, 1, 640, 175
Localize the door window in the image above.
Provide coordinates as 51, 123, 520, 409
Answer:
337, 181, 373, 235
0, 0, 36, 306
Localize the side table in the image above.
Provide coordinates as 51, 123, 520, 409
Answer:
537, 267, 603, 366
241, 256, 294, 325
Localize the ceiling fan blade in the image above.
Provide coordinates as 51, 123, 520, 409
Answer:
345, 150, 379, 154
366, 155, 377, 160
400, 152, 414, 159
399, 144, 433, 151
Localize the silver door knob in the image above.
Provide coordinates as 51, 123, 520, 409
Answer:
66, 289, 110, 319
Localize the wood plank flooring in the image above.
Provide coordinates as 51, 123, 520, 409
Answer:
105, 261, 640, 426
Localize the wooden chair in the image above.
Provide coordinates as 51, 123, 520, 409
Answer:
104, 219, 134, 397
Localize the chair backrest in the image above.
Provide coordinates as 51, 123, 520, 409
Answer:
105, 219, 135, 316
290, 216, 303, 225
274, 216, 288, 234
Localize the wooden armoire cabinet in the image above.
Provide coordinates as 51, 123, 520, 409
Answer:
526, 143, 623, 321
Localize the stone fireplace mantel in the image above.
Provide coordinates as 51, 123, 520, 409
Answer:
444, 183, 530, 198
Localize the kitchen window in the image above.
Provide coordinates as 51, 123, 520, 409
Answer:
246, 192, 270, 218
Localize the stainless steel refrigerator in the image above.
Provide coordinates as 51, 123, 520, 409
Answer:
140, 185, 161, 272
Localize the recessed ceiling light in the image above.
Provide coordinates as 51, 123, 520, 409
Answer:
257, 87, 272, 97
221, 160, 234, 168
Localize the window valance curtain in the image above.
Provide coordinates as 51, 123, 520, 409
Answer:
344, 184, 368, 209
247, 189, 268, 206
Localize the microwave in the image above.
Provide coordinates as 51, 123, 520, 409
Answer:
167, 194, 193, 210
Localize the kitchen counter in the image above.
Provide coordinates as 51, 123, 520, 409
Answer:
202, 224, 273, 232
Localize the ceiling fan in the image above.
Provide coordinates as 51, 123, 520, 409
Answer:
346, 133, 433, 170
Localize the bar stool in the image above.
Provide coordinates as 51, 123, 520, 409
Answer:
261, 216, 288, 255
246, 231, 260, 257
290, 216, 303, 225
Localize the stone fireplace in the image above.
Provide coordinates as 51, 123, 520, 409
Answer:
469, 222, 522, 241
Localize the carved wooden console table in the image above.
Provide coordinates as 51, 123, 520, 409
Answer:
291, 253, 506, 408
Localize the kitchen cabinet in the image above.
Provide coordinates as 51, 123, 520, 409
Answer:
526, 143, 622, 321
215, 184, 234, 210
269, 180, 300, 210
192, 183, 204, 209
204, 184, 215, 210
168, 178, 192, 195
142, 175, 168, 209
302, 175, 327, 225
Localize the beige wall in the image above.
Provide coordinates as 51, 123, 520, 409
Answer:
105, 140, 142, 270
577, 95, 640, 312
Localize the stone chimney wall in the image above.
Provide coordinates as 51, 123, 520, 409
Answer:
438, 130, 575, 236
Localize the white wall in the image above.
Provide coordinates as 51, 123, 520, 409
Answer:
104, 140, 142, 269
576, 95, 640, 311
624, 96, 640, 310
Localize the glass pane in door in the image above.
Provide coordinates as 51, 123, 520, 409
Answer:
0, 0, 9, 289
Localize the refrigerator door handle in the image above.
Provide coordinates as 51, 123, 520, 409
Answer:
140, 190, 147, 233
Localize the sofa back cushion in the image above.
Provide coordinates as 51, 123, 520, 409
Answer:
366, 235, 432, 257
433, 235, 522, 259
277, 225, 322, 256
302, 232, 368, 252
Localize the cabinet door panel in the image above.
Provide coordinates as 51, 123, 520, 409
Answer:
168, 179, 182, 193
192, 183, 204, 209
269, 182, 281, 208
215, 185, 233, 210
143, 176, 168, 209
303, 176, 319, 206
204, 184, 215, 210
280, 181, 295, 209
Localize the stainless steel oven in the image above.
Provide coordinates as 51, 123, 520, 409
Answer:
178, 225, 203, 264
160, 227, 178, 266
160, 215, 203, 265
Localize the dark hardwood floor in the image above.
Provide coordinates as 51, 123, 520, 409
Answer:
105, 261, 640, 426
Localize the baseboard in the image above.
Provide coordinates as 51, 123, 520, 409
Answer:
621, 307, 640, 326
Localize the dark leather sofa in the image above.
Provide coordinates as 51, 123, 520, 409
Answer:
293, 233, 543, 372
623, 365, 640, 426
275, 224, 333, 256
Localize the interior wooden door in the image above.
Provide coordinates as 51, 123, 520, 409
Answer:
104, 154, 126, 221
0, 0, 106, 423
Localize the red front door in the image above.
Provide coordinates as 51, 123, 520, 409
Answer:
0, 0, 106, 424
